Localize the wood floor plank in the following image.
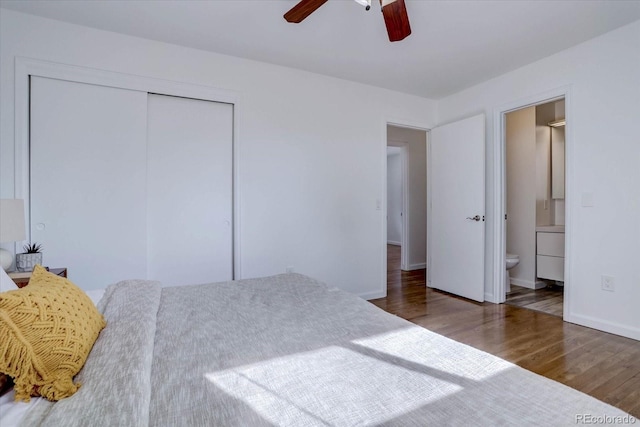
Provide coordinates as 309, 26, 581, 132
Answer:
370, 245, 640, 418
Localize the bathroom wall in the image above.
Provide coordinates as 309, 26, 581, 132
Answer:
506, 106, 537, 288
554, 200, 565, 225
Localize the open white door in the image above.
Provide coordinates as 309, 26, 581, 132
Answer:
428, 114, 485, 302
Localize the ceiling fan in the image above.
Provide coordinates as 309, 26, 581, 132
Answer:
284, 0, 411, 42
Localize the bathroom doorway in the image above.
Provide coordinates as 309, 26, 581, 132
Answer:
503, 98, 566, 317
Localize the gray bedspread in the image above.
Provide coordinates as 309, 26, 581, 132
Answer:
22, 273, 637, 426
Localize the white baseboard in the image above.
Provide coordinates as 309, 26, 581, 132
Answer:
359, 289, 387, 300
406, 263, 426, 270
510, 277, 547, 289
533, 280, 547, 289
484, 291, 497, 304
565, 312, 640, 341
387, 241, 401, 246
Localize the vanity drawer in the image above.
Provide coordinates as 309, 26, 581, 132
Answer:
537, 232, 565, 257
537, 255, 564, 281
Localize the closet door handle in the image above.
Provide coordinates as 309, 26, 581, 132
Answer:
466, 215, 481, 222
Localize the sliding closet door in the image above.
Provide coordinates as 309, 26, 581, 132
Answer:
146, 94, 233, 285
30, 76, 148, 289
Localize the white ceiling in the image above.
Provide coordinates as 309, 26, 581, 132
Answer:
2, 0, 639, 99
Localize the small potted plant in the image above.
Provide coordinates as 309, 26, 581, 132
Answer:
16, 242, 43, 272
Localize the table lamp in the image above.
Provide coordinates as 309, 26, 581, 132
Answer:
0, 199, 26, 271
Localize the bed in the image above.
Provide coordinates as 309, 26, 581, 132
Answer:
2, 272, 637, 426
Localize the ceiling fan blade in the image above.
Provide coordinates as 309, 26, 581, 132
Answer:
284, 0, 329, 23
380, 0, 411, 42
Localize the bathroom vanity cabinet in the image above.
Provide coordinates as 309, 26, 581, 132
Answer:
536, 226, 565, 282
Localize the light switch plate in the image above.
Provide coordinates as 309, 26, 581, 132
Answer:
601, 275, 615, 292
581, 192, 594, 207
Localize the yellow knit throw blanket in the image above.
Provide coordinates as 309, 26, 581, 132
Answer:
0, 265, 105, 401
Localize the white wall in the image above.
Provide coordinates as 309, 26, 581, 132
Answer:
506, 106, 537, 288
386, 149, 402, 245
438, 20, 640, 339
387, 126, 427, 270
0, 9, 437, 299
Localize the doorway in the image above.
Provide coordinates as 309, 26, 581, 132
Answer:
499, 96, 567, 317
385, 115, 486, 303
386, 145, 406, 267
385, 125, 428, 296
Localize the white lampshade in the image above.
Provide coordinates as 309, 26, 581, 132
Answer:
0, 199, 26, 271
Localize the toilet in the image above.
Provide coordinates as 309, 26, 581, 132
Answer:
505, 253, 520, 293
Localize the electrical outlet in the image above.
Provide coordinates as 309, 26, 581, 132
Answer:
286, 266, 294, 274
601, 275, 615, 292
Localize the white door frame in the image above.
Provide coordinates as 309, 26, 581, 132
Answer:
492, 86, 572, 314
381, 118, 432, 298
14, 57, 243, 279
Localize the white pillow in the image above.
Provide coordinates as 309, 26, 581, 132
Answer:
0, 268, 18, 292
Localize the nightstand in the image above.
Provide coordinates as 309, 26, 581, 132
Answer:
9, 268, 68, 288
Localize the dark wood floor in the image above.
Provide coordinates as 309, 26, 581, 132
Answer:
370, 245, 640, 418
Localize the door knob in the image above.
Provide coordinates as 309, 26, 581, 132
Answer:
466, 215, 481, 222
